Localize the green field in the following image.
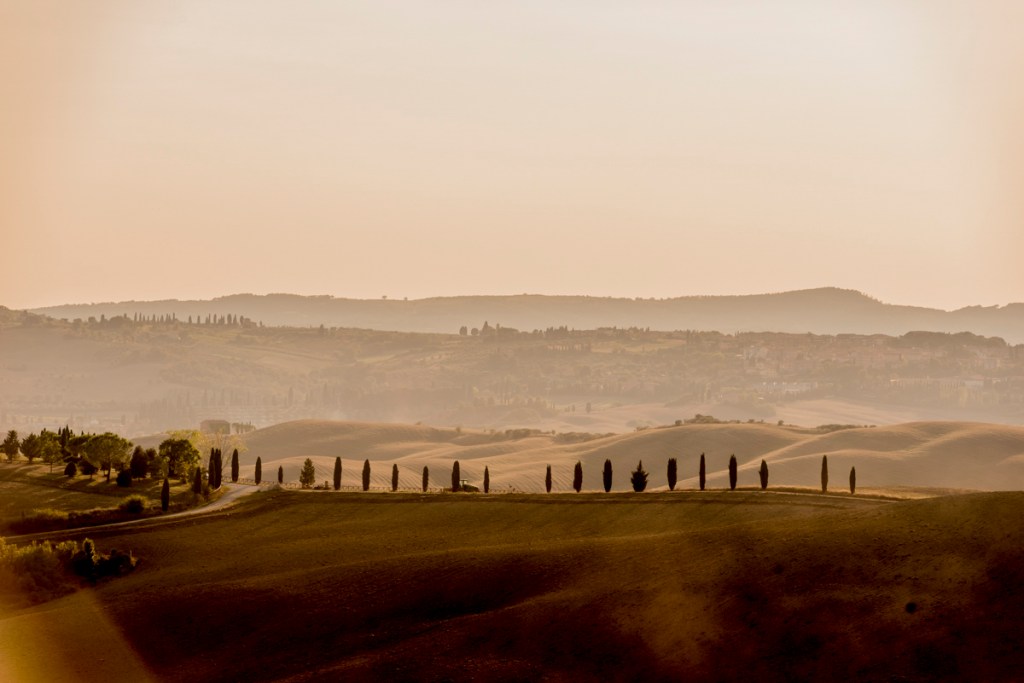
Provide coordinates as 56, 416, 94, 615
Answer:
3, 488, 1022, 682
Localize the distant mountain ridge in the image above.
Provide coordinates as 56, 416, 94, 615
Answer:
27, 288, 1024, 342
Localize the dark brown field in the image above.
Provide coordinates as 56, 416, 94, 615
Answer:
3, 488, 1023, 682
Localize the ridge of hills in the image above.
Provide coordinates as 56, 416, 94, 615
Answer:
134, 418, 1024, 493
25, 287, 1024, 342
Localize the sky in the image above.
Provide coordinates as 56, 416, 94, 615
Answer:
2, 1, 1022, 311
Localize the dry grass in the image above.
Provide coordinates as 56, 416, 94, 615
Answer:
3, 489, 1021, 682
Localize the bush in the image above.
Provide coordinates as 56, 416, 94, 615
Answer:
0, 538, 82, 602
116, 469, 132, 487
119, 495, 147, 514
64, 461, 77, 478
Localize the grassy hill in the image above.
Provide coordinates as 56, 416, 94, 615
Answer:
2, 490, 1021, 682
184, 418, 1024, 493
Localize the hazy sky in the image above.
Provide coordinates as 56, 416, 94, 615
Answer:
2, 1, 1022, 310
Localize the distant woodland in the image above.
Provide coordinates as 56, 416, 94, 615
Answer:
3, 305, 1023, 437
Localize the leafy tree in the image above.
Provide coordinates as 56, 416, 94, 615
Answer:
20, 433, 40, 464
2, 430, 19, 462
231, 449, 239, 483
728, 455, 737, 491
192, 467, 203, 495
759, 459, 769, 490
451, 461, 460, 492
362, 459, 371, 491
391, 463, 399, 492
333, 457, 342, 490
667, 458, 677, 491
484, 466, 490, 494
158, 438, 200, 479
821, 455, 829, 492
161, 478, 170, 511
37, 430, 62, 472
255, 457, 262, 484
849, 466, 856, 495
630, 460, 648, 492
145, 448, 165, 479
129, 446, 149, 479
602, 459, 612, 493
699, 453, 706, 491
300, 458, 316, 489
277, 465, 284, 485
545, 465, 552, 493
422, 465, 429, 492
573, 461, 583, 493
84, 433, 134, 481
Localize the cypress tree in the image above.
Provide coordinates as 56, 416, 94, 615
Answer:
630, 460, 648, 492
161, 477, 170, 511
422, 465, 429, 492
699, 453, 706, 491
208, 450, 216, 489
667, 457, 677, 491
215, 448, 223, 488
451, 461, 460, 492
333, 457, 341, 490
391, 463, 399, 492
849, 466, 856, 495
821, 455, 829, 492
728, 454, 737, 491
277, 465, 283, 484
192, 467, 202, 495
483, 466, 490, 494
545, 465, 552, 493
573, 461, 583, 493
255, 456, 262, 484
759, 459, 769, 490
362, 459, 371, 491
602, 459, 612, 493
231, 448, 239, 483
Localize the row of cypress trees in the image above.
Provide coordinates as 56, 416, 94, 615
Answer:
239, 453, 857, 495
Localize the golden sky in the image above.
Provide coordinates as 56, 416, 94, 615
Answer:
2, 1, 1022, 310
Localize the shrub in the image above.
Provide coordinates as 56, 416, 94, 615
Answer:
119, 495, 147, 514
602, 459, 612, 493
115, 469, 132, 487
573, 461, 583, 493
630, 461, 648, 492
728, 455, 737, 491
64, 461, 77, 478
699, 453, 706, 491
667, 458, 677, 491
0, 537, 82, 602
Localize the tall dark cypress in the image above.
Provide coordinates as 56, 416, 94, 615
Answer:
573, 461, 583, 493
362, 459, 370, 491
277, 465, 283, 484
231, 448, 239, 483
545, 465, 552, 493
208, 449, 216, 489
759, 459, 769, 490
255, 456, 262, 484
451, 461, 460, 492
821, 455, 829, 492
602, 459, 612, 493
667, 457, 677, 491
699, 453, 706, 491
849, 466, 856, 495
333, 457, 342, 490
483, 466, 490, 494
391, 463, 399, 492
161, 477, 170, 511
422, 465, 429, 492
728, 454, 738, 490
192, 467, 203, 495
